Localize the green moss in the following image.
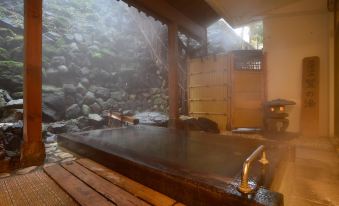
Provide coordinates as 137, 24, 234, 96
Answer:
55, 38, 65, 48
91, 52, 103, 60
0, 60, 23, 69
0, 47, 9, 60
0, 28, 15, 38
43, 44, 58, 57
7, 35, 24, 48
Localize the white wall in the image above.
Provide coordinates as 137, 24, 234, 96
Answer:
263, 0, 330, 136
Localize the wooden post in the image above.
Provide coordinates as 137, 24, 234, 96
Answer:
168, 23, 179, 128
21, 0, 45, 167
335, 0, 339, 136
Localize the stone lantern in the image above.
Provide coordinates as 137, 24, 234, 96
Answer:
264, 99, 296, 133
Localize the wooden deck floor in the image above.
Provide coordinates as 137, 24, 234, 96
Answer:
0, 158, 185, 206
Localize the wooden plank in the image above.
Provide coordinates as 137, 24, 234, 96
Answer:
44, 164, 114, 206
123, 0, 206, 40
21, 0, 45, 167
300, 56, 320, 137
61, 161, 150, 206
77, 158, 179, 206
168, 23, 179, 128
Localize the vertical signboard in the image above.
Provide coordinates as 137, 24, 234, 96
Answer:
300, 57, 319, 137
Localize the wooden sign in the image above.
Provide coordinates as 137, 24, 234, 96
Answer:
300, 57, 319, 137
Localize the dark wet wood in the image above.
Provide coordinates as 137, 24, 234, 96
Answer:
61, 161, 150, 206
58, 126, 286, 206
44, 164, 114, 206
168, 23, 179, 128
77, 158, 179, 206
21, 0, 45, 167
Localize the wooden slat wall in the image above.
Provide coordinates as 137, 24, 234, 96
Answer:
187, 51, 265, 131
187, 54, 230, 131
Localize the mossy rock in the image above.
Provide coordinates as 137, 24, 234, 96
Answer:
0, 47, 9, 60
0, 61, 23, 93
0, 28, 15, 38
0, 60, 23, 72
91, 52, 103, 60
7, 35, 24, 49
9, 46, 23, 61
43, 44, 62, 57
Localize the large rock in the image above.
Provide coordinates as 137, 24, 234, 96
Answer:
88, 113, 103, 126
0, 61, 23, 93
63, 84, 76, 94
0, 89, 12, 108
42, 104, 63, 122
90, 102, 101, 114
65, 104, 81, 119
0, 47, 9, 61
0, 28, 15, 38
76, 83, 87, 95
0, 109, 23, 123
43, 90, 65, 112
51, 56, 66, 67
111, 91, 126, 101
81, 104, 91, 116
94, 86, 110, 100
135, 112, 168, 127
3, 99, 23, 109
179, 116, 219, 133
6, 35, 23, 48
83, 91, 96, 105
0, 121, 23, 151
47, 122, 67, 134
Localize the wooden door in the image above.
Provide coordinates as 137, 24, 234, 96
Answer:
230, 51, 266, 129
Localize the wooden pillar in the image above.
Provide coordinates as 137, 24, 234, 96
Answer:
168, 23, 179, 128
21, 0, 45, 167
335, 0, 339, 136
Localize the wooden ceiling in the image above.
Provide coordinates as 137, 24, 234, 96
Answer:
121, 0, 302, 39
121, 0, 220, 41
165, 0, 220, 27
205, 0, 301, 27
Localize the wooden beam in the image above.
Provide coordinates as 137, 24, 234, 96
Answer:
21, 0, 45, 167
168, 23, 179, 128
123, 0, 206, 41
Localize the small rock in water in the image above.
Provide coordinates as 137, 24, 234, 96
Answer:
88, 113, 103, 122
58, 152, 73, 159
45, 142, 57, 148
45, 133, 57, 143
46, 157, 59, 163
46, 147, 57, 153
16, 166, 38, 175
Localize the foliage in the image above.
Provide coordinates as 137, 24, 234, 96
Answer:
0, 60, 23, 71
248, 21, 263, 49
